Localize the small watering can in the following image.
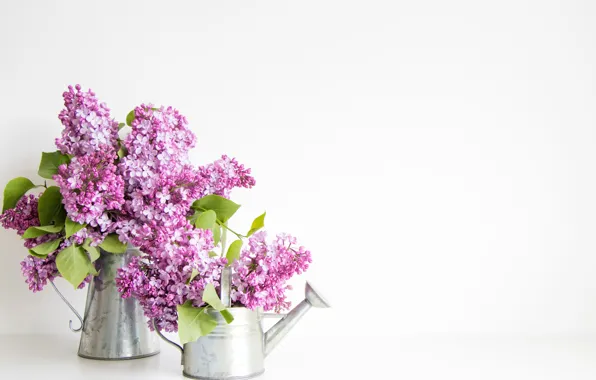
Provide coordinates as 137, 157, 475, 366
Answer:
51, 246, 160, 360
156, 281, 330, 379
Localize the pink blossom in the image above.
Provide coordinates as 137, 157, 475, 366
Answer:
54, 150, 124, 231
196, 155, 256, 199
231, 232, 312, 312
56, 84, 119, 156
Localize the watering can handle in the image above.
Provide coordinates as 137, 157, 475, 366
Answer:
153, 319, 185, 364
49, 279, 84, 332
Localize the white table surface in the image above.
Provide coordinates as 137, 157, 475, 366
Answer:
2, 333, 596, 379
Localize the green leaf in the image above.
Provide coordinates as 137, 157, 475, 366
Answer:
28, 250, 47, 259
99, 234, 127, 254
187, 211, 199, 225
177, 303, 218, 344
22, 224, 64, 239
194, 210, 222, 245
208, 251, 218, 257
118, 123, 126, 130
117, 145, 128, 159
87, 261, 99, 276
195, 210, 217, 230
83, 239, 100, 262
30, 238, 62, 256
56, 244, 91, 288
225, 240, 243, 267
38, 151, 69, 179
202, 283, 235, 325
2, 177, 36, 212
53, 206, 67, 226
126, 110, 135, 126
65, 217, 86, 238
38, 186, 63, 225
202, 283, 227, 311
219, 309, 235, 324
187, 268, 199, 284
213, 224, 221, 246
192, 195, 240, 223
246, 212, 266, 237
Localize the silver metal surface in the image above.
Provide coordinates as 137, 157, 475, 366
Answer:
157, 281, 329, 379
262, 313, 287, 318
50, 279, 84, 332
53, 246, 160, 360
220, 267, 231, 308
183, 308, 265, 379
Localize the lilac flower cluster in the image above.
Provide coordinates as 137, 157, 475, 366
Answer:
120, 104, 196, 188
0, 194, 39, 235
20, 255, 58, 292
20, 252, 90, 292
196, 155, 256, 198
117, 105, 206, 249
117, 224, 226, 332
56, 84, 119, 156
231, 232, 312, 312
54, 150, 124, 231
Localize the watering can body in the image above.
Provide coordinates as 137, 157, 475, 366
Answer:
52, 247, 160, 360
157, 282, 329, 379
183, 308, 266, 379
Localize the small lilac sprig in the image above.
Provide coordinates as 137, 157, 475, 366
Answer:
197, 155, 256, 199
56, 84, 119, 157
230, 232, 312, 312
0, 194, 40, 235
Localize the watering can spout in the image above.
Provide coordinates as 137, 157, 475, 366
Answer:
264, 282, 330, 357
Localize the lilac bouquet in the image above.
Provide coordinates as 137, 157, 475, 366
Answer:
1, 85, 312, 343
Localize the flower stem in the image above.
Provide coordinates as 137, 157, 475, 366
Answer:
219, 222, 244, 240
221, 223, 227, 257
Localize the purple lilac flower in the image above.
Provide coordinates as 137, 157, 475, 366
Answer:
54, 150, 125, 230
21, 252, 90, 293
0, 194, 40, 235
20, 255, 58, 292
196, 155, 256, 198
119, 104, 196, 191
56, 84, 119, 156
116, 104, 209, 251
231, 232, 312, 313
117, 224, 226, 332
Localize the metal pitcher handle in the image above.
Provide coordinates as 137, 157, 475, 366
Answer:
153, 319, 185, 364
49, 279, 84, 332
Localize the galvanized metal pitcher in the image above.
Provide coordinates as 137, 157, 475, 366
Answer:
51, 246, 160, 360
156, 282, 329, 379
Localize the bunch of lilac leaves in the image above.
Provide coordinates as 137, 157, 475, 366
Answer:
0, 85, 312, 333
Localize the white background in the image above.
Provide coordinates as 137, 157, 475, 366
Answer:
0, 0, 596, 378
